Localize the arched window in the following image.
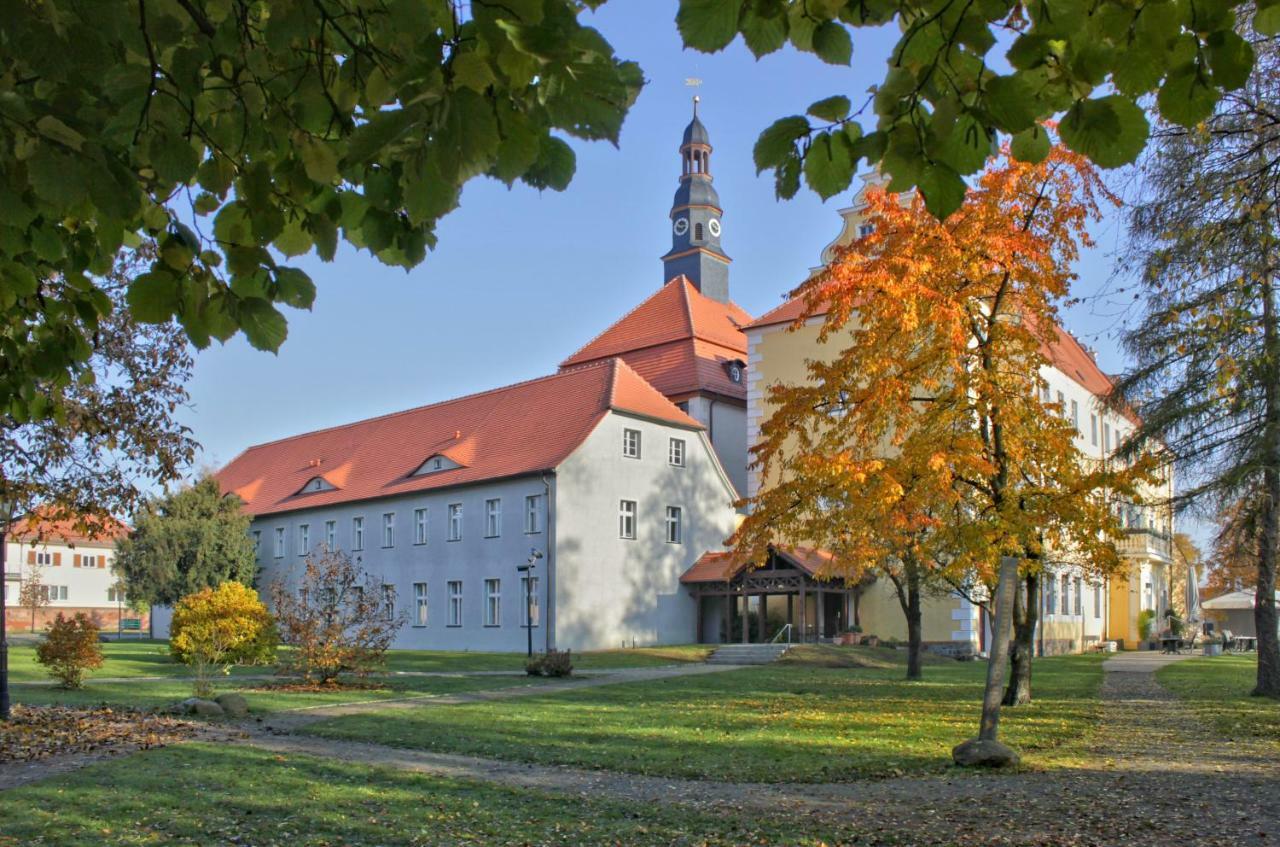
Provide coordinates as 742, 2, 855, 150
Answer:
694, 222, 704, 240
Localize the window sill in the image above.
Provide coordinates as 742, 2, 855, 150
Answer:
411, 624, 427, 628
483, 624, 500, 628
524, 530, 542, 535
413, 542, 427, 547
447, 538, 461, 543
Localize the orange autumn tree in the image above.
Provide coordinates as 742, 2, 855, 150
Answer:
736, 142, 1155, 756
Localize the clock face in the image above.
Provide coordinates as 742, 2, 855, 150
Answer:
673, 217, 689, 236
708, 218, 721, 237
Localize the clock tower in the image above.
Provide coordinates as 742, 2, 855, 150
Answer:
661, 97, 731, 304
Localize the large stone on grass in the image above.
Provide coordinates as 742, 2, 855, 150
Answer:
952, 737, 1020, 768
174, 697, 225, 718
214, 693, 249, 718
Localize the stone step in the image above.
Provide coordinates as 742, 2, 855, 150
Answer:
706, 644, 791, 665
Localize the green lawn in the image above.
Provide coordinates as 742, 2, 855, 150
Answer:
0, 743, 853, 846
8, 641, 711, 686
12, 673, 561, 715
304, 652, 1105, 782
1158, 654, 1280, 746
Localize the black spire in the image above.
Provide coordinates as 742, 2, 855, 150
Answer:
661, 96, 730, 303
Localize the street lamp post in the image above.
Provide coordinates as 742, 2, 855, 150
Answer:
517, 548, 543, 659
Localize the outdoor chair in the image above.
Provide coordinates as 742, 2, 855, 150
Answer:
1179, 631, 1199, 654
1221, 630, 1237, 652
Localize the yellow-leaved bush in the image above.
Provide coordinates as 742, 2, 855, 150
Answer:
170, 582, 277, 696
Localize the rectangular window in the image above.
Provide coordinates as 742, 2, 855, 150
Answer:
35, 551, 53, 566
1103, 422, 1112, 452
1041, 383, 1051, 402
352, 517, 365, 550
619, 500, 637, 540
1094, 583, 1102, 618
107, 586, 125, 603
381, 584, 396, 620
325, 520, 336, 551
298, 524, 310, 555
274, 527, 285, 558
668, 438, 686, 467
1071, 400, 1080, 432
622, 428, 641, 459
485, 498, 502, 538
252, 531, 261, 555
524, 494, 542, 534
1090, 414, 1098, 446
448, 504, 463, 541
48, 585, 67, 601
1074, 577, 1083, 616
520, 576, 540, 627
382, 512, 395, 548
414, 508, 428, 545
1045, 577, 1057, 616
665, 506, 682, 544
414, 582, 428, 627
484, 578, 501, 627
81, 554, 98, 569
1060, 574, 1070, 615
1056, 390, 1065, 416
447, 580, 463, 626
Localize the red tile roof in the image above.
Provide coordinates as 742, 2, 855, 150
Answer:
216, 359, 702, 517
560, 277, 753, 401
744, 293, 1119, 403
11, 509, 130, 545
679, 546, 840, 583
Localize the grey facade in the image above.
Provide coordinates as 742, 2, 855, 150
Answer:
250, 410, 739, 652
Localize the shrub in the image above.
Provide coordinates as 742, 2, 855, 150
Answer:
36, 613, 104, 689
526, 649, 573, 677
271, 550, 405, 685
1138, 609, 1157, 642
170, 582, 278, 696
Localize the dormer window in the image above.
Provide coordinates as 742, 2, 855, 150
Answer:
723, 359, 746, 384
412, 454, 461, 476
298, 476, 335, 494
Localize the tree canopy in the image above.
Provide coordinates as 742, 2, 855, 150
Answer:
114, 474, 258, 606
678, 0, 1272, 217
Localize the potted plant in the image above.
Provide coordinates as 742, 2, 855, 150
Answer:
864, 633, 880, 648
837, 625, 863, 646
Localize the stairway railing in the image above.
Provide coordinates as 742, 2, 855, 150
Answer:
770, 623, 792, 647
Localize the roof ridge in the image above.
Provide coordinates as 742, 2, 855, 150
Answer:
560, 277, 694, 366
236, 361, 616, 454
678, 277, 698, 339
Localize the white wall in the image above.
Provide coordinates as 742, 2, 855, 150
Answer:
3, 538, 122, 610
554, 411, 739, 650
685, 395, 748, 501
251, 474, 554, 653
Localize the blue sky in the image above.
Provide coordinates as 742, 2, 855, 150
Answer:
182, 0, 1140, 474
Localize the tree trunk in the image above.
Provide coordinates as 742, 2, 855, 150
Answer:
889, 558, 926, 681
1004, 572, 1039, 706
1256, 271, 1280, 698
979, 556, 1019, 741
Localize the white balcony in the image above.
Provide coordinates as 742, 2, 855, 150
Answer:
1117, 528, 1172, 563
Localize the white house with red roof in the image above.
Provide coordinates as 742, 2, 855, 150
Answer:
4, 511, 138, 633
216, 359, 739, 651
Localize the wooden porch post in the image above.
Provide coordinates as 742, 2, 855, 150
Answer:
759, 594, 768, 641
741, 593, 749, 644
694, 591, 703, 644
817, 588, 826, 641
799, 583, 807, 642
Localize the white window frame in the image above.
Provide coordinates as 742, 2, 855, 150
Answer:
352, 516, 365, 550
414, 508, 428, 545
524, 494, 541, 534
274, 527, 285, 558
1074, 577, 1083, 616
665, 506, 682, 544
252, 530, 261, 555
484, 578, 501, 627
1070, 400, 1080, 432
298, 524, 310, 555
413, 582, 428, 627
520, 575, 540, 627
324, 520, 336, 551
447, 580, 463, 627
668, 438, 686, 467
35, 551, 52, 566
1103, 421, 1112, 452
485, 498, 502, 538
381, 584, 396, 620
1094, 583, 1103, 618
1091, 414, 1099, 446
619, 500, 637, 540
448, 504, 463, 541
1060, 574, 1070, 615
382, 512, 395, 548
622, 428, 641, 459
81, 554, 98, 568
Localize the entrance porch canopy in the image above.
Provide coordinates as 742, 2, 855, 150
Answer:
680, 546, 863, 643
